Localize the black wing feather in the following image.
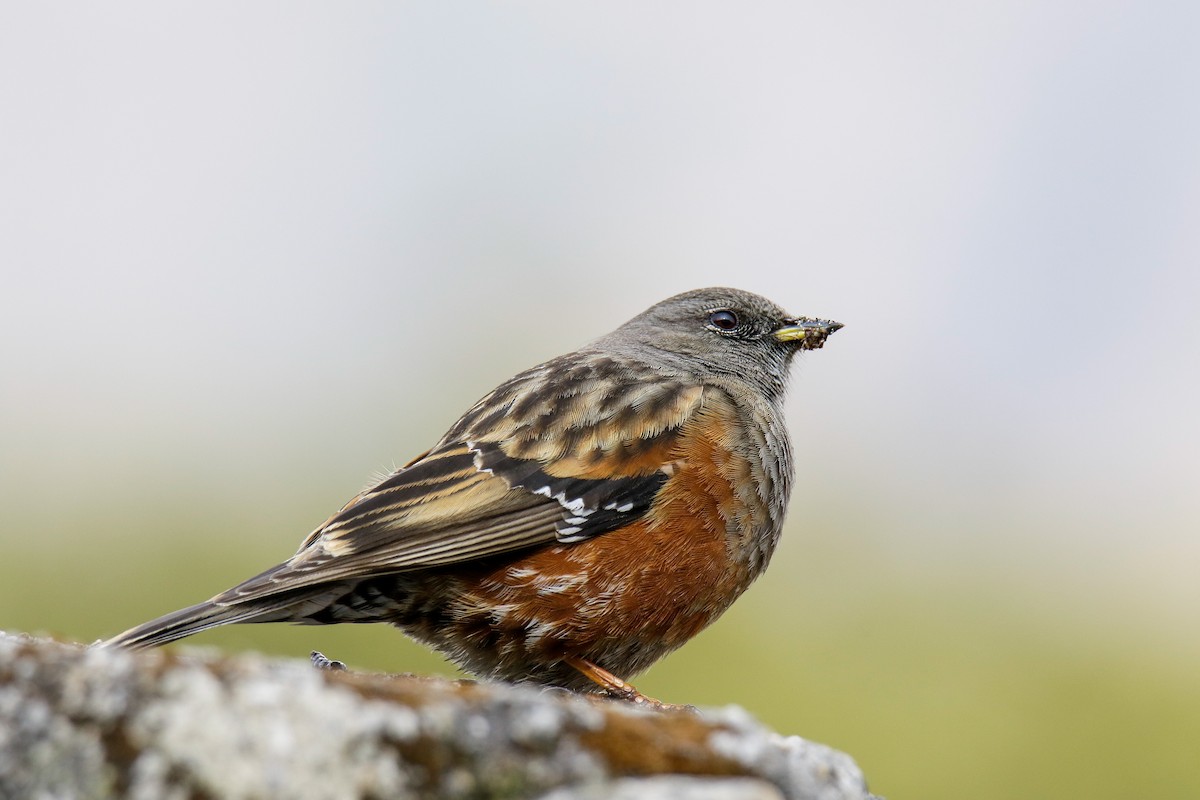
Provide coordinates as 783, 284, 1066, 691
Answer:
471, 441, 667, 543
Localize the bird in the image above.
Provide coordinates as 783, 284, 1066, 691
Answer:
104, 287, 842, 705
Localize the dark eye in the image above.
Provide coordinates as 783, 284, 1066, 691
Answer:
708, 310, 739, 331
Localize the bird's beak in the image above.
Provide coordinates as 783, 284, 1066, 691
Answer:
772, 318, 844, 350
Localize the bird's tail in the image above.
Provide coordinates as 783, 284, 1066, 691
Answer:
101, 582, 355, 650
102, 600, 282, 650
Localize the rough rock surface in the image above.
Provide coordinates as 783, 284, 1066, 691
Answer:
0, 632, 876, 800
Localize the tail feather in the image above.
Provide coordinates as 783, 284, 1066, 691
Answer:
102, 582, 356, 650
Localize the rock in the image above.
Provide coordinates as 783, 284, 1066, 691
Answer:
0, 632, 876, 800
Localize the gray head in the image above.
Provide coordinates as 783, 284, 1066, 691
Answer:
594, 287, 842, 399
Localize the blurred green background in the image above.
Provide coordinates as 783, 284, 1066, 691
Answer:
2, 4, 1198, 799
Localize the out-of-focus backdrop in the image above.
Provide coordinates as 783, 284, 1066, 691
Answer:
2, 4, 1197, 798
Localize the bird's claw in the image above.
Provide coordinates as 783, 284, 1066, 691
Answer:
310, 650, 347, 671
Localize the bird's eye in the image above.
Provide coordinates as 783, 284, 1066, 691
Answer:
708, 310, 740, 331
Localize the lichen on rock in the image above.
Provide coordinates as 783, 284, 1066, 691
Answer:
0, 632, 875, 800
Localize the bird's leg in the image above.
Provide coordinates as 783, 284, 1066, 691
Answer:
310, 650, 347, 671
564, 655, 672, 709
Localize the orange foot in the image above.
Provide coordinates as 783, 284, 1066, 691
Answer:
564, 655, 688, 711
